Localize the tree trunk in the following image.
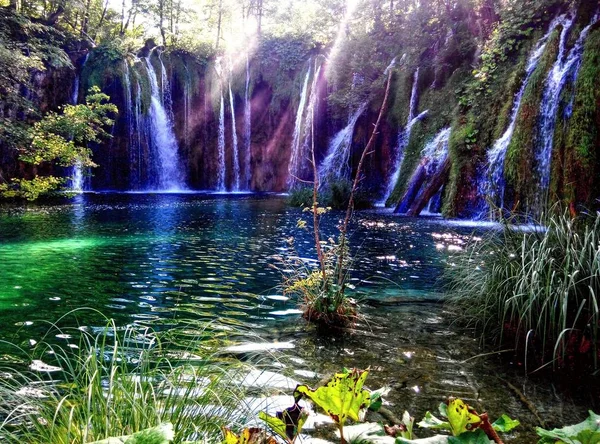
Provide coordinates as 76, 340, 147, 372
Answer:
407, 157, 450, 217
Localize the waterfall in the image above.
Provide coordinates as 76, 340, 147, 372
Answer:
536, 12, 599, 191
183, 65, 191, 151
408, 68, 420, 122
145, 56, 185, 191
478, 14, 569, 216
382, 110, 428, 204
158, 52, 174, 122
382, 68, 428, 204
70, 54, 89, 192
288, 65, 311, 186
244, 55, 252, 189
319, 102, 367, 182
133, 78, 145, 189
297, 62, 323, 182
396, 127, 451, 214
122, 61, 137, 188
217, 90, 226, 191
228, 81, 240, 191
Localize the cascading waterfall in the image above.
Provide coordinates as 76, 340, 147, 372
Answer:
288, 64, 311, 186
478, 14, 569, 217
319, 102, 367, 182
217, 90, 226, 191
145, 56, 185, 191
158, 51, 174, 122
228, 80, 240, 191
381, 67, 428, 204
243, 54, 252, 189
70, 54, 89, 192
133, 78, 145, 189
536, 12, 599, 191
183, 65, 191, 150
396, 127, 451, 214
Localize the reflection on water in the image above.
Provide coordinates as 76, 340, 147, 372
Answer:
0, 194, 592, 439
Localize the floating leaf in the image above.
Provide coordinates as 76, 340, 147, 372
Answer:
447, 399, 482, 436
293, 368, 370, 426
491, 414, 520, 433
89, 423, 174, 444
259, 403, 308, 442
536, 411, 600, 443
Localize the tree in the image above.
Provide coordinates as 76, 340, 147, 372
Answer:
0, 87, 117, 200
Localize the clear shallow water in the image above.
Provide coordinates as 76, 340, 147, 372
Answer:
0, 194, 592, 440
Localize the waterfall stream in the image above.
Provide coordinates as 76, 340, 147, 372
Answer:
288, 65, 311, 186
319, 102, 367, 182
70, 54, 89, 192
145, 56, 185, 191
217, 90, 226, 191
244, 55, 252, 189
382, 68, 428, 204
536, 12, 599, 192
229, 81, 240, 191
396, 127, 451, 215
478, 14, 569, 217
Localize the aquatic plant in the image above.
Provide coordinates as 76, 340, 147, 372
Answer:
0, 318, 249, 443
448, 210, 600, 373
536, 410, 600, 443
284, 61, 394, 329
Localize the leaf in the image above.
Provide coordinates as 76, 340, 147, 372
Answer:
258, 403, 308, 442
221, 427, 276, 444
293, 368, 371, 426
536, 411, 600, 444
491, 414, 520, 433
368, 386, 390, 412
88, 423, 174, 444
448, 429, 492, 444
417, 411, 451, 431
447, 399, 482, 436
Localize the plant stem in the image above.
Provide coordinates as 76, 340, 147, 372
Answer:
336, 67, 394, 289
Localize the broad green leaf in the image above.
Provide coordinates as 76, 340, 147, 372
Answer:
368, 386, 390, 412
536, 411, 600, 444
448, 429, 492, 444
89, 423, 174, 444
447, 399, 481, 436
259, 403, 308, 442
293, 368, 370, 426
492, 414, 520, 433
417, 411, 451, 431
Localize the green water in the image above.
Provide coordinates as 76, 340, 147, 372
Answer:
0, 193, 592, 440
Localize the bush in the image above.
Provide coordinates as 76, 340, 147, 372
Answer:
288, 180, 373, 210
447, 210, 600, 374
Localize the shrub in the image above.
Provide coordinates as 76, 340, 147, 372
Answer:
447, 210, 600, 373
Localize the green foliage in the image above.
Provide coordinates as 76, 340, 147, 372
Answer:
448, 210, 600, 372
0, 8, 70, 109
504, 26, 560, 207
294, 368, 371, 441
258, 404, 308, 443
0, 319, 249, 443
22, 86, 116, 166
561, 27, 600, 207
536, 411, 600, 443
0, 175, 64, 200
0, 87, 116, 200
89, 423, 174, 444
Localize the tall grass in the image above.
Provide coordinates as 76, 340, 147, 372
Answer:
0, 317, 252, 443
448, 210, 600, 373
